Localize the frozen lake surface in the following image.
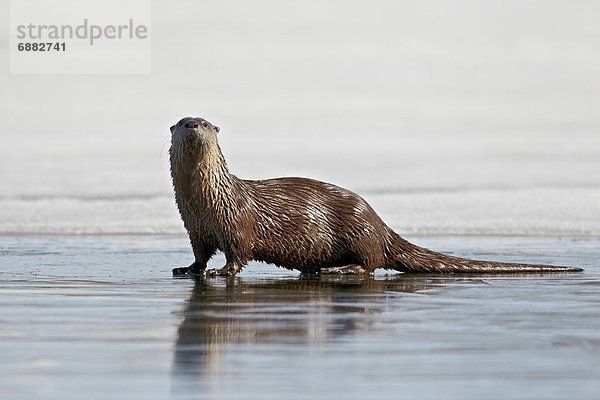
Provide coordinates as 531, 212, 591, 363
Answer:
0, 235, 599, 400
1, 1, 600, 237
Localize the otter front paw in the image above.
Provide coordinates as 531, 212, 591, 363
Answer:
172, 267, 190, 276
206, 263, 241, 277
172, 261, 206, 277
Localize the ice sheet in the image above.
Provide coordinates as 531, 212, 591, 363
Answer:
1, 0, 599, 235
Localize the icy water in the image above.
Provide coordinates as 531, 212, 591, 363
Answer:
1, 235, 599, 400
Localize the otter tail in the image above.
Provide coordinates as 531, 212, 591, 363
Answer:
387, 233, 582, 273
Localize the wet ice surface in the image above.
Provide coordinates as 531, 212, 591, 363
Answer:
1, 235, 599, 400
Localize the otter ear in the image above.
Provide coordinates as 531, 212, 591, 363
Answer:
170, 125, 176, 134
214, 125, 220, 133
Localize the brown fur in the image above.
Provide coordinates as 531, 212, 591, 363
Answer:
169, 117, 582, 276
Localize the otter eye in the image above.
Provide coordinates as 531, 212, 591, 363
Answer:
201, 121, 208, 128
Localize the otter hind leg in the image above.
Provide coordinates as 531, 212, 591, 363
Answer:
319, 264, 368, 275
206, 261, 242, 277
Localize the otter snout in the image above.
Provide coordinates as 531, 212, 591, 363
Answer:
171, 116, 221, 139
185, 120, 199, 129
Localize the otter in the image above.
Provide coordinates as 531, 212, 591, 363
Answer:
169, 116, 582, 276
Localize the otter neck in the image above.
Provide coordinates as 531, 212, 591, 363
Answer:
194, 136, 236, 201
170, 135, 238, 214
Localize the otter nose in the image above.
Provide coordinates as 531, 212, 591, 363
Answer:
185, 120, 199, 129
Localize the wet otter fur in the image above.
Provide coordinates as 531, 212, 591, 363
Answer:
169, 116, 582, 276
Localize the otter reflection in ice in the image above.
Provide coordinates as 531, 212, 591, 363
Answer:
169, 116, 581, 276
172, 274, 436, 382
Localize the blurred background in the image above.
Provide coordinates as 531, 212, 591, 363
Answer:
1, 0, 599, 235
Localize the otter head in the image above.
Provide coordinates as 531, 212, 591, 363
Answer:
170, 117, 220, 151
